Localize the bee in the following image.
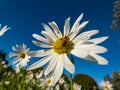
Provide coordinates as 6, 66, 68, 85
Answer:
62, 36, 69, 46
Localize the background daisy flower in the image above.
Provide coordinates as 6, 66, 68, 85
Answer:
27, 13, 108, 85
9, 43, 31, 72
100, 81, 113, 90
73, 83, 82, 90
40, 77, 54, 88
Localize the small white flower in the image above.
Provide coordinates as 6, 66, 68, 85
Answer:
0, 24, 10, 36
31, 79, 36, 84
100, 81, 113, 90
73, 83, 82, 90
27, 71, 34, 80
55, 84, 60, 90
35, 72, 41, 79
59, 77, 65, 84
27, 87, 32, 90
1, 61, 6, 65
63, 83, 69, 90
40, 77, 54, 88
9, 44, 31, 72
25, 71, 34, 83
27, 13, 108, 86
7, 72, 11, 76
46, 87, 53, 90
3, 65, 8, 68
118, 72, 120, 77
4, 81, 10, 85
3, 72, 7, 76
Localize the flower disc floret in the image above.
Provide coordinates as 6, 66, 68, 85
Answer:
19, 52, 26, 59
53, 36, 73, 54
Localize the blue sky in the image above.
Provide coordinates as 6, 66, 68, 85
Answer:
0, 0, 120, 85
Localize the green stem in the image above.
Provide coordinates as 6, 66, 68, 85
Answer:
70, 74, 73, 90
69, 54, 74, 90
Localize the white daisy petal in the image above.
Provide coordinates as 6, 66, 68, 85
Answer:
71, 48, 89, 58
52, 56, 63, 85
27, 55, 54, 70
44, 54, 58, 76
16, 44, 19, 49
12, 57, 20, 64
72, 30, 99, 44
70, 13, 83, 33
22, 43, 27, 52
81, 54, 98, 63
63, 54, 75, 74
78, 21, 89, 30
37, 70, 44, 79
41, 31, 56, 42
32, 40, 52, 48
81, 52, 108, 64
49, 22, 62, 38
27, 49, 53, 57
89, 36, 109, 44
91, 45, 107, 53
9, 52, 18, 57
75, 44, 107, 53
89, 53, 108, 65
70, 21, 89, 40
33, 34, 52, 44
42, 23, 57, 39
79, 41, 94, 45
0, 25, 10, 36
23, 43, 27, 50
12, 46, 18, 52
64, 17, 70, 36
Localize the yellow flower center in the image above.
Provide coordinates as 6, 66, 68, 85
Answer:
45, 79, 51, 86
19, 52, 26, 59
53, 36, 73, 54
104, 85, 109, 90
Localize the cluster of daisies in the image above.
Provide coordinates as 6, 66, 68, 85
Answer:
1, 13, 110, 89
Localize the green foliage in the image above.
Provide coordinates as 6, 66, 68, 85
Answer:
73, 73, 99, 90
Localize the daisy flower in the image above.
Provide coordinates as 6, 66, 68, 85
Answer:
9, 44, 31, 72
0, 24, 10, 36
27, 13, 108, 85
4, 81, 10, 86
25, 71, 34, 83
100, 81, 113, 90
59, 77, 65, 85
73, 83, 82, 90
55, 84, 60, 90
40, 77, 54, 88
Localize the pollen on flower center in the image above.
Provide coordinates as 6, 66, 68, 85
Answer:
53, 36, 73, 54
104, 85, 109, 90
19, 52, 26, 59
